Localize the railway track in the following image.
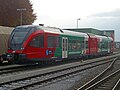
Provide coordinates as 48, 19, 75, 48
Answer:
0, 57, 117, 90
77, 57, 120, 90
0, 64, 46, 77
0, 52, 119, 77
87, 69, 120, 90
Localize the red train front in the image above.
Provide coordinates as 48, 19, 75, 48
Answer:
3, 25, 60, 63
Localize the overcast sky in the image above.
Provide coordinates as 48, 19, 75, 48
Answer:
30, 0, 120, 41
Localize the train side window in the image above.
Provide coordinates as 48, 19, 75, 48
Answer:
102, 42, 107, 48
56, 37, 60, 47
48, 36, 54, 47
80, 40, 84, 49
72, 40, 76, 50
29, 35, 44, 48
69, 40, 72, 50
86, 41, 88, 48
48, 36, 60, 48
77, 40, 81, 50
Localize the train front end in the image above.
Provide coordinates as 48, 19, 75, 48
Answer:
2, 25, 37, 63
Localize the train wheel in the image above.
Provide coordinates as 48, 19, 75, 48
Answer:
0, 57, 3, 64
8, 60, 13, 64
0, 61, 3, 64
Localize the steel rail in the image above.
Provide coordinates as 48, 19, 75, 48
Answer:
85, 69, 120, 90
0, 58, 113, 90
77, 57, 118, 90
112, 78, 120, 90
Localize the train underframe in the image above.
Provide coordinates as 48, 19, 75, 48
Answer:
0, 51, 112, 64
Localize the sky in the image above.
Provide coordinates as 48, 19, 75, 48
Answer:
30, 0, 120, 41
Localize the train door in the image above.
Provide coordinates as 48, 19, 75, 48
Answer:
84, 37, 89, 54
62, 37, 68, 58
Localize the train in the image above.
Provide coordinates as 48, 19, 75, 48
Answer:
1, 25, 114, 63
0, 26, 13, 63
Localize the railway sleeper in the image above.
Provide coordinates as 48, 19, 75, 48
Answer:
94, 74, 120, 90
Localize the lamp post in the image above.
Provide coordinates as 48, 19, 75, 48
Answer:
77, 18, 81, 28
17, 8, 26, 25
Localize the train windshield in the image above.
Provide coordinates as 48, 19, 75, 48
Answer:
9, 27, 35, 50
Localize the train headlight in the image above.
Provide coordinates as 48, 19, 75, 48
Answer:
21, 48, 25, 50
8, 48, 10, 50
7, 54, 10, 57
12, 51, 16, 53
8, 47, 12, 50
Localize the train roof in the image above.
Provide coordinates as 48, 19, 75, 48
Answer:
43, 26, 89, 38
107, 36, 113, 41
16, 25, 89, 38
15, 25, 114, 41
0, 26, 13, 34
64, 28, 103, 36
95, 34, 113, 41
16, 25, 39, 28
